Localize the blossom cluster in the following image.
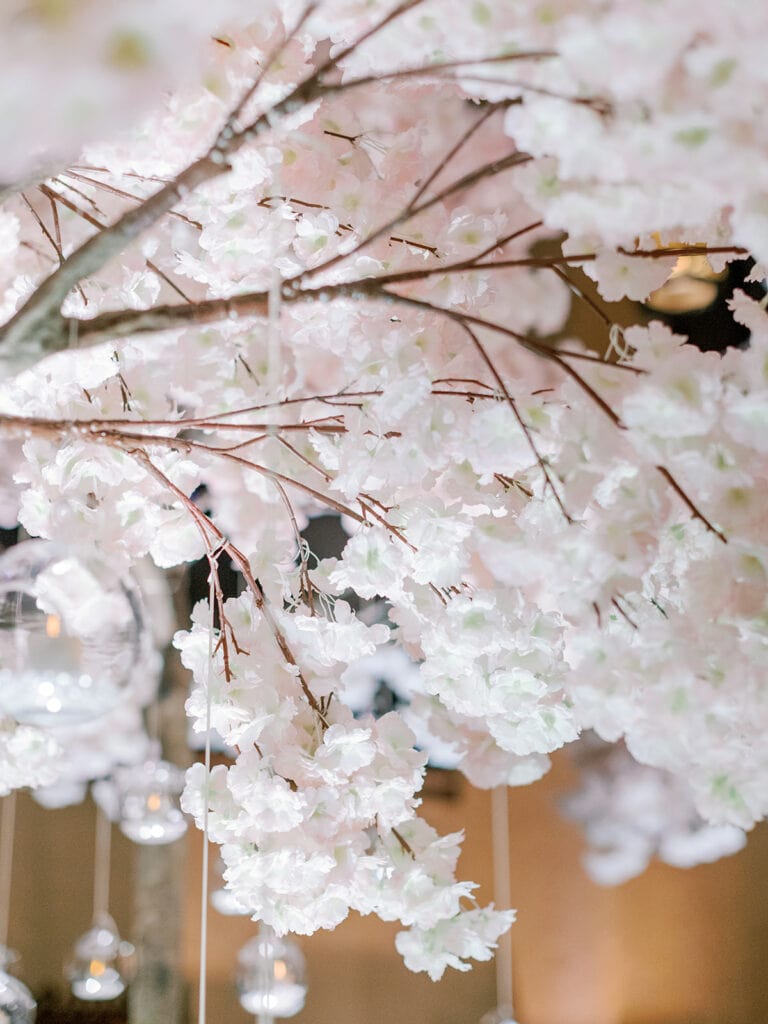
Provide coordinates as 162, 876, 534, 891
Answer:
178, 592, 513, 979
562, 736, 746, 886
0, 0, 766, 979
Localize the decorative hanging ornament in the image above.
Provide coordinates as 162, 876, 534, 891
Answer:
66, 912, 134, 1002
236, 926, 307, 1018
115, 755, 187, 845
0, 951, 36, 1024
0, 540, 143, 727
0, 796, 36, 1022
480, 1010, 520, 1024
67, 805, 134, 1001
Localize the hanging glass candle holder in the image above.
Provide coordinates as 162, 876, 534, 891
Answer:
115, 757, 188, 845
66, 912, 134, 1002
211, 858, 250, 916
0, 947, 36, 1023
0, 540, 143, 727
236, 927, 307, 1018
0, 967, 36, 1023
480, 1010, 519, 1024
0, 797, 35, 1022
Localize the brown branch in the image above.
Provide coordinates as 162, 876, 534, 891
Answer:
23, 192, 89, 307
452, 75, 611, 115
456, 320, 572, 522
52, 175, 105, 217
74, 414, 345, 433
656, 465, 727, 544
320, 50, 558, 92
376, 289, 627, 426
0, 154, 228, 360
549, 264, 612, 329
184, 440, 368, 526
271, 475, 316, 613
0, 3, 425, 364
145, 259, 195, 304
495, 473, 533, 498
219, 2, 318, 138
407, 102, 502, 211
314, 0, 429, 78
296, 149, 533, 284
618, 244, 748, 259
611, 596, 638, 630
126, 445, 328, 721
73, 293, 270, 345
21, 193, 63, 265
39, 183, 105, 230
390, 825, 415, 857
370, 243, 749, 286
61, 169, 202, 230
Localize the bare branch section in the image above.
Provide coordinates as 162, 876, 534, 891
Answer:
0, 1, 426, 365
72, 294, 270, 346
1, 154, 226, 360
45, 223, 741, 351
52, 146, 539, 346
128, 445, 329, 722
0, 0, 553, 372
457, 320, 573, 522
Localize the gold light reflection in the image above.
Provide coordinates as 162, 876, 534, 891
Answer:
88, 959, 106, 977
273, 960, 288, 981
146, 793, 162, 812
646, 252, 727, 314
45, 614, 61, 639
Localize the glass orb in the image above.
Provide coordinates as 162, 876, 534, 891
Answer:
116, 759, 188, 845
0, 540, 142, 727
0, 970, 36, 1023
66, 914, 134, 1002
0, 947, 36, 1024
480, 1008, 519, 1024
236, 931, 307, 1018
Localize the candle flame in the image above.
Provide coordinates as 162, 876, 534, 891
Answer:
274, 959, 287, 981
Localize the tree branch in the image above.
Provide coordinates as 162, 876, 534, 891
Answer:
457, 320, 572, 521
0, 1, 429, 367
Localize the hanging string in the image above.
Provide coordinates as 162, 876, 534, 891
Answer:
92, 805, 112, 921
258, 132, 283, 1024
0, 792, 17, 951
266, 116, 283, 402
257, 921, 274, 1024
491, 785, 514, 1019
197, 569, 216, 1024
146, 697, 162, 761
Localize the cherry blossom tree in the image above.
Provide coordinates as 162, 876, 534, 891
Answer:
0, 0, 767, 982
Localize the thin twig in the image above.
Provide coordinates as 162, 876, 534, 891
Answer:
456, 320, 572, 521
656, 466, 727, 544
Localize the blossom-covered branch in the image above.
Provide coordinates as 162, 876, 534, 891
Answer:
2, 0, 767, 981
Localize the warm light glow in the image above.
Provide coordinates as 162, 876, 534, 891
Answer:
88, 959, 106, 977
667, 253, 726, 283
273, 959, 288, 981
646, 250, 727, 314
646, 275, 719, 313
146, 792, 162, 812
45, 614, 61, 639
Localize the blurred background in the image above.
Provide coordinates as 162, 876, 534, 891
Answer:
8, 750, 768, 1024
